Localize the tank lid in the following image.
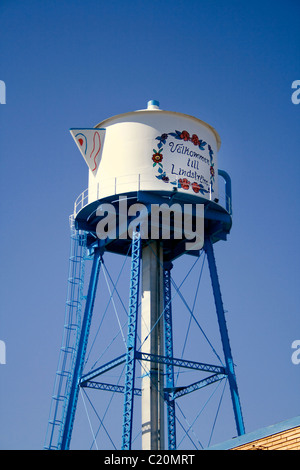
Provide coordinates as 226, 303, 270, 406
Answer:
94, 101, 221, 150
147, 99, 160, 110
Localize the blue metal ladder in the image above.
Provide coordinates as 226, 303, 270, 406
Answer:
44, 216, 88, 449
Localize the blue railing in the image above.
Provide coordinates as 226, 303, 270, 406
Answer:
73, 171, 232, 218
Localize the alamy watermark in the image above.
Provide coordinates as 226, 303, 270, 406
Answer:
0, 340, 6, 364
95, 196, 204, 251
291, 80, 300, 105
290, 82, 299, 362
291, 340, 300, 365
0, 80, 6, 104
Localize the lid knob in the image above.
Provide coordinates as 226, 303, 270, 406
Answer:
147, 99, 160, 110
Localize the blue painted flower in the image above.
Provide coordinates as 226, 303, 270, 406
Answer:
156, 133, 169, 148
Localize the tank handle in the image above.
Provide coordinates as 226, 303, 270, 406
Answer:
218, 169, 232, 215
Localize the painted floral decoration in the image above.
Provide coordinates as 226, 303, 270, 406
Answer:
179, 178, 190, 190
152, 150, 163, 163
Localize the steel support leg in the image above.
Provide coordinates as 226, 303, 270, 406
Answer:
60, 247, 102, 449
204, 237, 245, 436
140, 241, 165, 450
122, 231, 142, 450
163, 262, 177, 450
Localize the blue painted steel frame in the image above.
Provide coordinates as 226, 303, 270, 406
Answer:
204, 237, 245, 436
163, 263, 176, 450
49, 216, 244, 449
121, 231, 142, 450
60, 247, 102, 449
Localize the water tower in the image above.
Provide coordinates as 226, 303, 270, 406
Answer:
45, 100, 245, 450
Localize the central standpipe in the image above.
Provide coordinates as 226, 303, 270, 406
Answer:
141, 241, 165, 450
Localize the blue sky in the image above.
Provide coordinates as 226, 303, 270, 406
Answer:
0, 0, 299, 450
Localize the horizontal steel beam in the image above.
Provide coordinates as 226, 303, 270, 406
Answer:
80, 354, 127, 385
81, 380, 142, 396
136, 352, 225, 375
171, 373, 227, 400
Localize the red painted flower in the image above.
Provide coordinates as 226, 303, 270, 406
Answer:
210, 166, 215, 177
191, 134, 200, 146
179, 178, 190, 190
180, 130, 190, 141
152, 152, 163, 163
192, 182, 201, 193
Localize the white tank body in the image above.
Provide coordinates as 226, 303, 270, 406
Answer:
86, 101, 220, 204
